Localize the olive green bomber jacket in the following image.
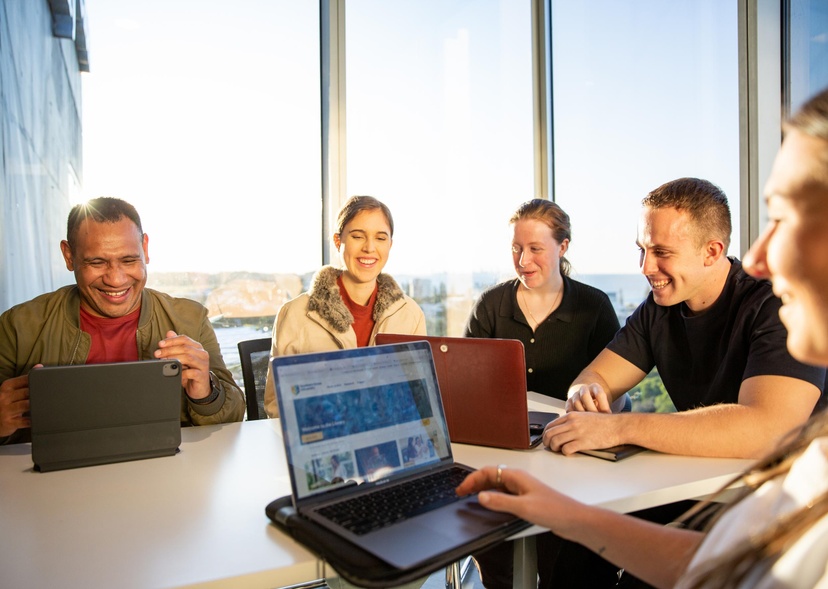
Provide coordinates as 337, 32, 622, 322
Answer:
0, 285, 245, 444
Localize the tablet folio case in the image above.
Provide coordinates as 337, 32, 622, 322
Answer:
29, 360, 182, 472
265, 494, 530, 588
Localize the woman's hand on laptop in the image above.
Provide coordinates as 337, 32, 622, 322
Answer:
455, 465, 584, 538
155, 331, 212, 400
0, 365, 41, 437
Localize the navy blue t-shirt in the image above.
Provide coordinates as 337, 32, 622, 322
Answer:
607, 259, 825, 411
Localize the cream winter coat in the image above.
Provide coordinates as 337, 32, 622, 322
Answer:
263, 266, 427, 417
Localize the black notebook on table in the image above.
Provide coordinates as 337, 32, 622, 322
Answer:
270, 341, 528, 573
580, 444, 646, 461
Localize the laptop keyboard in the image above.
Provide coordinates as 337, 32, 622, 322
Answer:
317, 466, 471, 536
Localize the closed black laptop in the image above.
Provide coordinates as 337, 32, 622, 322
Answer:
271, 341, 527, 570
29, 360, 182, 472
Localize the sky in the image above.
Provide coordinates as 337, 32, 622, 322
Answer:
82, 0, 740, 278
82, 0, 321, 274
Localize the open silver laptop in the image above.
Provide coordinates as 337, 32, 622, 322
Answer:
272, 341, 527, 570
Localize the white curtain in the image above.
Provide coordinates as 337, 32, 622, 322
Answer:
0, 0, 82, 312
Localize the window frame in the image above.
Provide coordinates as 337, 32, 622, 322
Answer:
320, 0, 786, 267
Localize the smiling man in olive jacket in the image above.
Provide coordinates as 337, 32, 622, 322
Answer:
0, 197, 245, 445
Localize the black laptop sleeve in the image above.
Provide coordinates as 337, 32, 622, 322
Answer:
265, 494, 530, 588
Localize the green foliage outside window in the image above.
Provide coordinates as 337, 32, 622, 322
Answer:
629, 369, 676, 413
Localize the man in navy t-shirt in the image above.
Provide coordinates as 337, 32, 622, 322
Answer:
546, 177, 825, 459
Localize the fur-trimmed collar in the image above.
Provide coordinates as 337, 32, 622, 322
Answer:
307, 266, 406, 333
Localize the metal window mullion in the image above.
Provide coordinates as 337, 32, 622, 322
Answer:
531, 0, 552, 201
320, 0, 347, 266
738, 0, 782, 256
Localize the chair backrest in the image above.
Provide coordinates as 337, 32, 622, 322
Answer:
237, 337, 272, 420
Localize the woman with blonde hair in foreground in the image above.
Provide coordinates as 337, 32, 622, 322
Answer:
458, 87, 828, 588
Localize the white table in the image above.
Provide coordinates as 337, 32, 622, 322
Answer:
452, 394, 753, 589
458, 394, 751, 516
0, 397, 752, 589
0, 419, 320, 589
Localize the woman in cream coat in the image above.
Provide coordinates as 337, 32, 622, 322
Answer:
264, 196, 426, 417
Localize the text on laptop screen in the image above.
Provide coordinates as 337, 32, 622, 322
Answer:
273, 343, 453, 500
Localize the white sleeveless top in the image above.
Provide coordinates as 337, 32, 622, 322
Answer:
678, 437, 828, 588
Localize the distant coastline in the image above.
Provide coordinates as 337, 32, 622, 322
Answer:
572, 273, 652, 308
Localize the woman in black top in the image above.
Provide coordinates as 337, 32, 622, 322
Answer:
466, 199, 624, 589
465, 199, 620, 402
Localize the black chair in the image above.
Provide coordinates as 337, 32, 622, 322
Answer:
237, 337, 272, 420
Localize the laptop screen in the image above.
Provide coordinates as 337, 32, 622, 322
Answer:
273, 341, 454, 501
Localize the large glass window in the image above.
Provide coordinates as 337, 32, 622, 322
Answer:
82, 0, 321, 382
550, 0, 740, 411
787, 0, 828, 114
344, 0, 535, 336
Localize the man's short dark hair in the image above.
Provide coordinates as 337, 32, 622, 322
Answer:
642, 177, 732, 250
66, 197, 143, 250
